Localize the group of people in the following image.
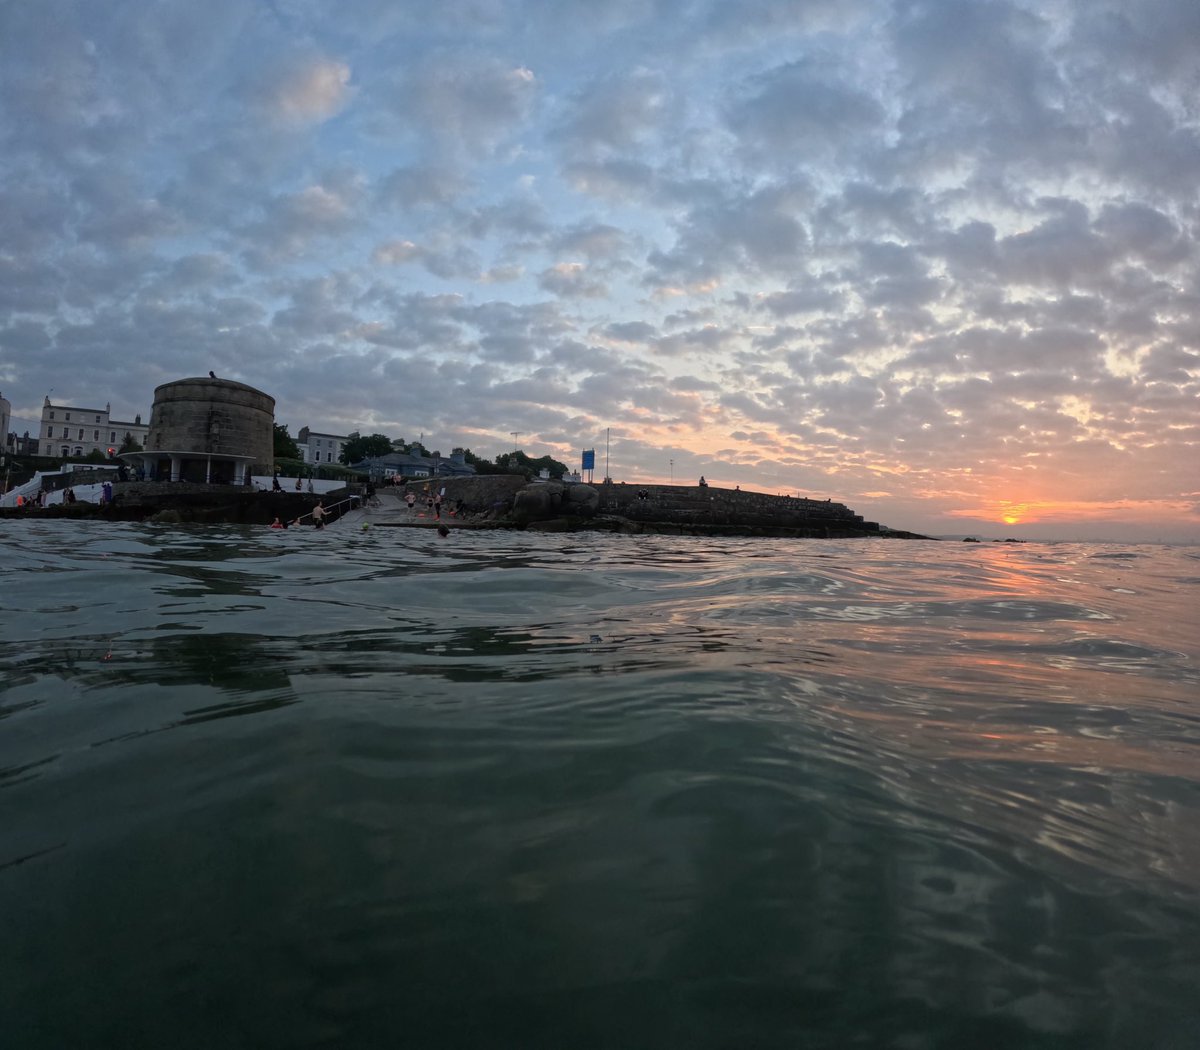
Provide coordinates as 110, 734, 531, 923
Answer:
271, 475, 314, 493
270, 501, 328, 530
14, 486, 88, 508
402, 489, 466, 520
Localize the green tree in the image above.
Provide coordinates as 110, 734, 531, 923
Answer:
273, 423, 300, 460
530, 453, 569, 479
493, 449, 569, 479
118, 431, 143, 454
340, 432, 394, 464
455, 447, 503, 475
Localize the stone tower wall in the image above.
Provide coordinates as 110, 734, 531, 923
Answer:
147, 378, 275, 471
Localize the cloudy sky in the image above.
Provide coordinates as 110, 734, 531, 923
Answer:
2, 0, 1198, 540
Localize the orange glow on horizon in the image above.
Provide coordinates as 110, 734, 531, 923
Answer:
950, 497, 1196, 527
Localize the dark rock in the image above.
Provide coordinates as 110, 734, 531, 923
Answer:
565, 484, 599, 516
512, 484, 554, 524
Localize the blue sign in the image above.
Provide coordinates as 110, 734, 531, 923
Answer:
581, 449, 595, 470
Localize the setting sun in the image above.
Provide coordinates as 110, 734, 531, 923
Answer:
998, 502, 1031, 526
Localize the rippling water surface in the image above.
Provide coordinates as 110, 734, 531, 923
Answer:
2, 522, 1198, 1048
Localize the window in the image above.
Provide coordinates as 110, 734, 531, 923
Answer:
78, 428, 84, 440
49, 411, 55, 420
94, 430, 100, 441
65, 412, 71, 421
47, 426, 53, 438
110, 432, 116, 443
95, 415, 101, 423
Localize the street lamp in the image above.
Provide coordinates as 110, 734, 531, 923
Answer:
669, 458, 673, 483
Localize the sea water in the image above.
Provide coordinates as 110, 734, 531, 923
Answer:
1, 522, 1197, 1049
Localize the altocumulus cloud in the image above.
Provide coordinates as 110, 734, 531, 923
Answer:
0, 0, 1197, 539
251, 56, 354, 126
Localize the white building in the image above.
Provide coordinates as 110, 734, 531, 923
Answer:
39, 396, 149, 459
297, 427, 349, 466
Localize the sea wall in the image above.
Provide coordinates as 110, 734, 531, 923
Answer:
1, 475, 907, 537
592, 482, 878, 536
0, 483, 349, 525
402, 474, 528, 515
402, 476, 881, 536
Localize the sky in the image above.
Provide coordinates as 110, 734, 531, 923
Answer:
1, 0, 1198, 541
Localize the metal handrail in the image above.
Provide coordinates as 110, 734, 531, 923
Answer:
290, 494, 361, 526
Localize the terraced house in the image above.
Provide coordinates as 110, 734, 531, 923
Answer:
296, 427, 350, 466
39, 396, 148, 459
